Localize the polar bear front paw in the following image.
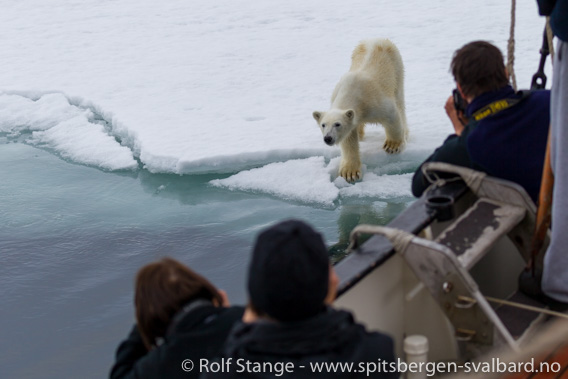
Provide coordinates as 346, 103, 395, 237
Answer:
383, 139, 403, 154
339, 163, 362, 183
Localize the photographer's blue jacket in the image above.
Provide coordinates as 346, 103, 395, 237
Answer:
412, 86, 550, 203
537, 0, 568, 42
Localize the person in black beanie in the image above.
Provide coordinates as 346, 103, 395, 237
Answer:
202, 219, 397, 378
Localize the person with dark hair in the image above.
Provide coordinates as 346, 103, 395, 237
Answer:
204, 219, 397, 379
411, 41, 550, 203
536, 0, 568, 306
110, 257, 244, 379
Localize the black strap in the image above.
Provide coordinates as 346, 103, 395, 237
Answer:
471, 90, 533, 122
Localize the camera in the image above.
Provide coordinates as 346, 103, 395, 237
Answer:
452, 88, 468, 113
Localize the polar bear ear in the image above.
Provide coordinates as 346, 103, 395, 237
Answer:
345, 110, 355, 120
313, 111, 322, 122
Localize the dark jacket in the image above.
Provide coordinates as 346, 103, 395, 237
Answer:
537, 0, 568, 42
203, 308, 397, 378
412, 86, 550, 203
110, 303, 244, 379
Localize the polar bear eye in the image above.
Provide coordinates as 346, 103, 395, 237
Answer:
321, 124, 326, 128
334, 123, 341, 128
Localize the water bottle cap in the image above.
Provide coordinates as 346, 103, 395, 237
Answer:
404, 335, 429, 355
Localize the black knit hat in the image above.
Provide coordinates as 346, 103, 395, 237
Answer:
248, 219, 329, 322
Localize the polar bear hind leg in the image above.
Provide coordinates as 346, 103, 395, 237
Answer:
378, 98, 407, 154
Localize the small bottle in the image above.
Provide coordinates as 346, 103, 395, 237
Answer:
404, 335, 429, 379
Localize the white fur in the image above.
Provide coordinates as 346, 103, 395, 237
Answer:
313, 38, 408, 182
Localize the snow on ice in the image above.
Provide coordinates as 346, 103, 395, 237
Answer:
0, 0, 550, 204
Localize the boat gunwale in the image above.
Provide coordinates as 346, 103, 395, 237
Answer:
335, 180, 470, 297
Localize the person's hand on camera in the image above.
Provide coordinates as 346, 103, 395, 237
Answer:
445, 96, 467, 136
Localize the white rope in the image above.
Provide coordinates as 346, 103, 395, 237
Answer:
348, 225, 413, 253
421, 162, 487, 194
485, 296, 568, 320
546, 16, 555, 61
507, 0, 517, 91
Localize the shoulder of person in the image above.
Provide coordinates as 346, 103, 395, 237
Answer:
209, 305, 245, 327
350, 324, 396, 364
223, 305, 246, 318
529, 89, 551, 102
164, 305, 245, 344
537, 0, 558, 16
205, 305, 245, 334
330, 308, 393, 345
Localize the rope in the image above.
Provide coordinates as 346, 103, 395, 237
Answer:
546, 16, 555, 61
485, 296, 568, 320
507, 0, 517, 91
348, 225, 413, 253
421, 162, 487, 194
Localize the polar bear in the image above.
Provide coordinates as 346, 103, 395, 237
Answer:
313, 38, 408, 182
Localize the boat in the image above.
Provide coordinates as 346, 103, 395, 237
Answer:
333, 162, 568, 376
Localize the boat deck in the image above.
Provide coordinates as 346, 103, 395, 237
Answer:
497, 291, 546, 338
504, 342, 568, 378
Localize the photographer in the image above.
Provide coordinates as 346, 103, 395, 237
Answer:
110, 257, 244, 379
205, 220, 397, 379
411, 41, 550, 203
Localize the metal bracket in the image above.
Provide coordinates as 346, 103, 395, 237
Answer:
440, 272, 493, 345
349, 225, 518, 351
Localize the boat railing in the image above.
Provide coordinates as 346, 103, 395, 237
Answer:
336, 162, 540, 296
334, 163, 549, 359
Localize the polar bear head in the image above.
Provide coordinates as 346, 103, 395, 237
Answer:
312, 109, 355, 146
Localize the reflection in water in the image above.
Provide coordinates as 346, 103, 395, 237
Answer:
0, 141, 414, 379
329, 201, 411, 263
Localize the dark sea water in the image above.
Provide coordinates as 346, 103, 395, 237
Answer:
0, 141, 412, 379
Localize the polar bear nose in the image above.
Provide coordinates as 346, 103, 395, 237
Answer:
324, 136, 334, 145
